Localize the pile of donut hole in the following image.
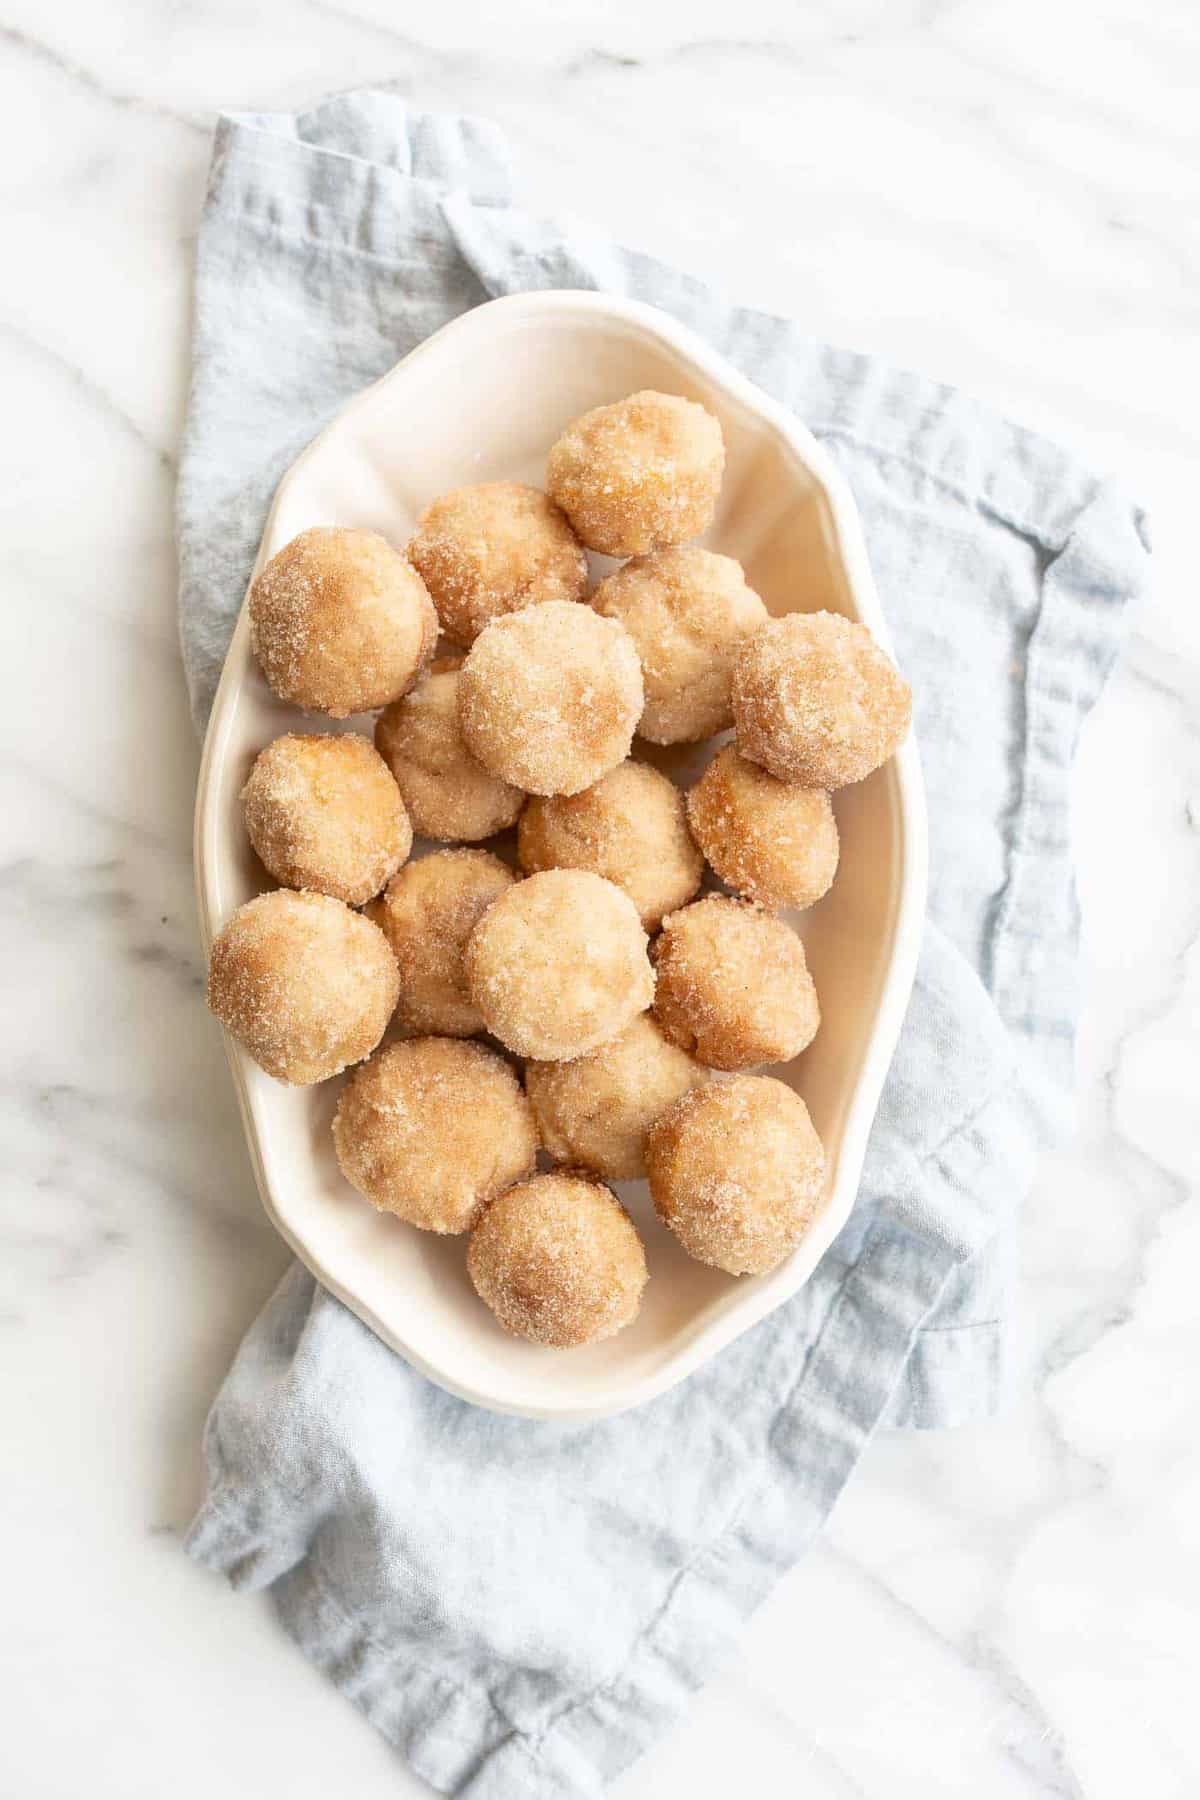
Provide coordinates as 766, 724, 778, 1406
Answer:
207, 391, 911, 1350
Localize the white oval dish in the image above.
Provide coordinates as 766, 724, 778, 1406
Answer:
194, 289, 927, 1421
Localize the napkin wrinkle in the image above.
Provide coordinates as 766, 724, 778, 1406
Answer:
183, 990, 1013, 1781
177, 91, 1148, 1799
186, 1226, 958, 1800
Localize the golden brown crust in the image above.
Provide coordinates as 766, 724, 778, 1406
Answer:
526, 1013, 707, 1181
547, 391, 724, 557
732, 610, 912, 788
646, 1075, 825, 1275
206, 889, 399, 1085
407, 481, 588, 647
464, 869, 654, 1061
240, 732, 411, 906
332, 1036, 537, 1233
365, 849, 515, 1038
375, 664, 525, 842
248, 526, 437, 717
517, 759, 702, 930
686, 745, 839, 911
652, 895, 819, 1070
457, 602, 643, 797
592, 547, 767, 743
467, 1173, 647, 1345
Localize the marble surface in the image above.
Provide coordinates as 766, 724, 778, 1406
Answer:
2, 3, 1197, 1795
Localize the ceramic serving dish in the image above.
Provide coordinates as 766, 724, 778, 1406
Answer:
194, 289, 927, 1420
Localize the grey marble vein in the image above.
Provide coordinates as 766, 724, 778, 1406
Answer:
0, 317, 178, 472
0, 7, 1193, 1797
0, 21, 207, 134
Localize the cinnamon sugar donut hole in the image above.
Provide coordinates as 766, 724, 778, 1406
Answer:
547, 391, 724, 557
465, 869, 653, 1062
526, 1013, 707, 1182
366, 849, 514, 1039
248, 527, 437, 717
468, 1173, 648, 1346
407, 482, 588, 648
457, 602, 643, 797
517, 759, 702, 931
647, 1075, 825, 1276
332, 1037, 537, 1234
652, 896, 819, 1071
732, 610, 912, 788
375, 659, 524, 843
240, 732, 411, 906
592, 547, 768, 744
206, 889, 399, 1086
686, 746, 839, 912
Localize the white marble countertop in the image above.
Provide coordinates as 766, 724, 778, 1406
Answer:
3, 3, 1197, 1796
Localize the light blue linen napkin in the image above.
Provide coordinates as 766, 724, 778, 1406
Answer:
180, 93, 1149, 1799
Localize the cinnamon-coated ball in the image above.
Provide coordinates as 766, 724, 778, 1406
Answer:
468, 1173, 648, 1345
457, 602, 643, 797
517, 759, 702, 930
375, 659, 524, 843
652, 895, 819, 1071
248, 527, 437, 717
206, 889, 399, 1085
366, 849, 514, 1038
240, 732, 411, 906
332, 1037, 537, 1234
732, 610, 912, 788
526, 1013, 707, 1181
592, 547, 767, 743
407, 482, 588, 647
647, 1075, 825, 1275
465, 869, 653, 1061
686, 746, 839, 911
547, 390, 725, 557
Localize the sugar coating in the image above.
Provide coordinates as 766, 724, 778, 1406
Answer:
206, 889, 399, 1086
687, 745, 839, 911
518, 759, 702, 930
592, 547, 768, 743
465, 868, 654, 1061
732, 610, 912, 788
547, 390, 725, 558
332, 1036, 537, 1234
366, 848, 514, 1039
457, 602, 644, 797
248, 526, 438, 718
526, 1012, 708, 1182
407, 481, 588, 647
468, 1172, 648, 1346
240, 732, 411, 906
646, 1075, 825, 1276
652, 895, 819, 1071
375, 658, 524, 842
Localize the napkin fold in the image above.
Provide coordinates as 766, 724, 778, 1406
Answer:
179, 93, 1148, 1798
